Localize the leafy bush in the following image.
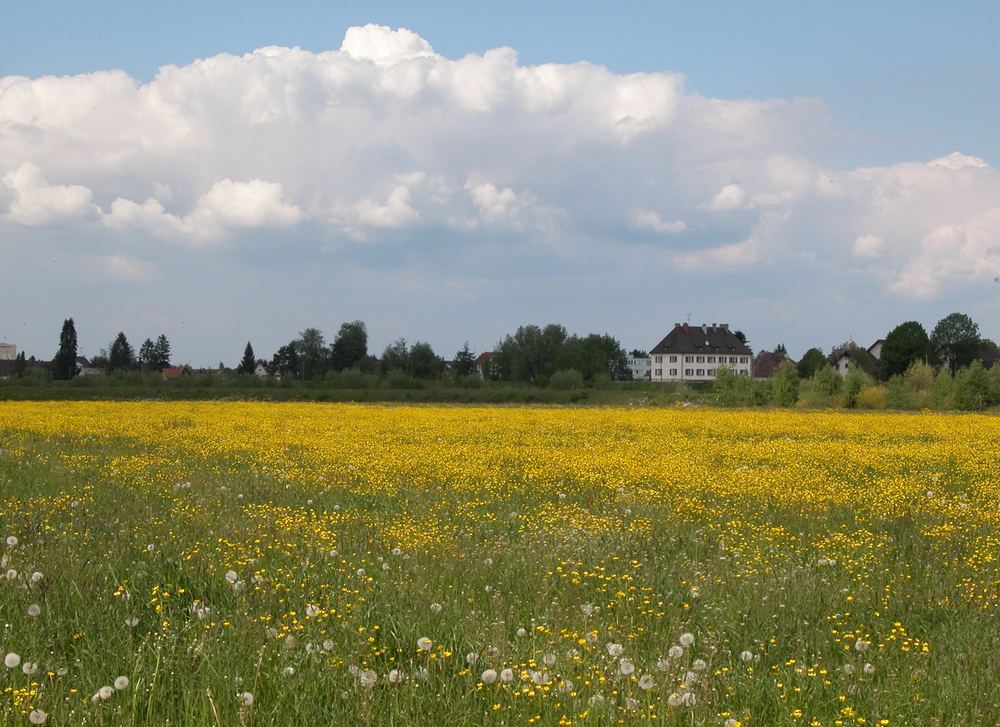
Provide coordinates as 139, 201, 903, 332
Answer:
550, 369, 584, 390
769, 361, 800, 407
855, 386, 887, 409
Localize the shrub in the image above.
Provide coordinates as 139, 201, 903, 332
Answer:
952, 361, 990, 410
843, 368, 870, 408
884, 376, 914, 409
813, 365, 842, 397
590, 372, 612, 389
769, 360, 800, 407
855, 386, 887, 409
550, 369, 584, 390
929, 369, 953, 409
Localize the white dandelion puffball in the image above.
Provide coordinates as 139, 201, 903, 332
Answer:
305, 604, 319, 618
31, 571, 43, 583
388, 669, 402, 684
125, 617, 139, 627
679, 633, 695, 647
667, 692, 683, 707
98, 685, 114, 700
323, 640, 334, 651
692, 658, 707, 672
238, 691, 254, 707
863, 662, 876, 675
27, 603, 41, 617
619, 658, 635, 676
4, 652, 21, 668
224, 570, 238, 583
391, 547, 402, 556
146, 544, 154, 552
481, 668, 498, 684
356, 568, 365, 577
466, 652, 478, 665
681, 691, 697, 706
656, 658, 670, 671
282, 666, 295, 677
22, 661, 39, 675
5, 536, 17, 547
580, 603, 594, 617
683, 670, 698, 686
725, 719, 740, 727
5, 569, 16, 580
283, 635, 297, 650
484, 557, 493, 566
430, 602, 443, 614
28, 709, 47, 724
606, 642, 624, 657
531, 670, 549, 685
668, 645, 684, 659
560, 679, 574, 693
516, 627, 527, 638
638, 674, 655, 690
417, 637, 432, 651
543, 653, 556, 666
359, 669, 377, 688
740, 650, 754, 663
114, 676, 129, 690
854, 639, 869, 652
500, 668, 514, 683
843, 663, 855, 675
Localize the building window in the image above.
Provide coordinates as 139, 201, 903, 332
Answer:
669, 355, 677, 363
707, 368, 715, 376
685, 368, 693, 376
707, 356, 716, 363
696, 368, 704, 376
670, 368, 677, 376
655, 355, 662, 363
696, 355, 704, 363
739, 356, 748, 364
685, 356, 693, 363
655, 368, 662, 376
729, 356, 737, 363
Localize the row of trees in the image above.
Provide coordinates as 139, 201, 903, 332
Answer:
489, 324, 628, 383
794, 313, 992, 381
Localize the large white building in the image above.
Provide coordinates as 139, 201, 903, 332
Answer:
649, 323, 752, 382
0, 342, 15, 361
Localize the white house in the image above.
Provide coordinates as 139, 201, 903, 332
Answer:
0, 342, 15, 361
833, 339, 882, 377
254, 361, 270, 379
649, 323, 752, 383
627, 354, 651, 381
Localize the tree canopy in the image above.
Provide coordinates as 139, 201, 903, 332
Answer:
51, 318, 78, 380
880, 321, 929, 380
930, 313, 980, 374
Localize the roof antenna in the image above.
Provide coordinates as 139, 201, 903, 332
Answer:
685, 313, 691, 323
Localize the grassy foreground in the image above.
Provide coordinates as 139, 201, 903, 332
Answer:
1, 402, 999, 726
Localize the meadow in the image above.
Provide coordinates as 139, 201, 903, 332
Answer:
1, 402, 999, 726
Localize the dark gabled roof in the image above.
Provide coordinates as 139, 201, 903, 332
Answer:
650, 323, 752, 356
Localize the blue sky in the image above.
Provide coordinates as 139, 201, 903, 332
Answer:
1, 2, 998, 365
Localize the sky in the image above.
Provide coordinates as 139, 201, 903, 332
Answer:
1, 1, 998, 365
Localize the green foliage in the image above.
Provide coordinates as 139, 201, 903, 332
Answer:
884, 375, 913, 409
769, 360, 800, 406
493, 324, 627, 383
549, 368, 584, 390
295, 327, 328, 380
855, 386, 887, 409
270, 343, 300, 379
930, 312, 980, 374
329, 321, 368, 372
380, 338, 409, 375
107, 332, 135, 372
237, 342, 256, 375
813, 365, 842, 397
881, 321, 929, 380
453, 342, 476, 378
842, 367, 870, 408
929, 369, 953, 409
713, 368, 769, 406
51, 318, 78, 380
797, 347, 826, 379
952, 361, 992, 410
408, 341, 443, 379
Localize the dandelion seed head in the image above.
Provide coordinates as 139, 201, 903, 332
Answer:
606, 642, 624, 657
114, 676, 129, 690
480, 668, 497, 684
430, 602, 443, 614
238, 691, 254, 707
359, 669, 377, 688
679, 632, 695, 647
98, 686, 114, 700
740, 650, 754, 663
417, 637, 432, 651
4, 652, 21, 668
638, 674, 655, 690
27, 603, 40, 617
28, 709, 47, 724
500, 668, 514, 683
5, 536, 17, 547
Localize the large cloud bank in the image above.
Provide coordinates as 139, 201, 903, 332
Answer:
2, 23, 998, 302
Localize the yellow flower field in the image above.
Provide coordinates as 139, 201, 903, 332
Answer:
1, 402, 999, 725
